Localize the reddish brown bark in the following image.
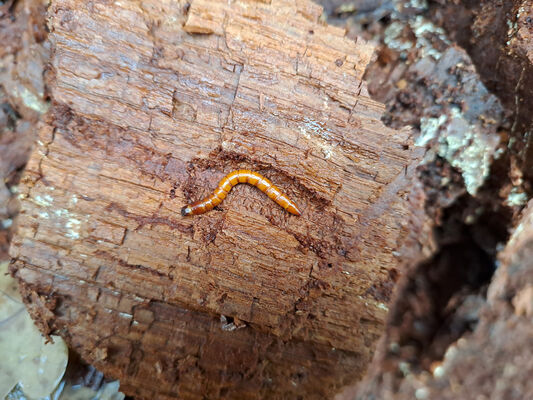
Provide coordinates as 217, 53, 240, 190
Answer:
9, 0, 417, 398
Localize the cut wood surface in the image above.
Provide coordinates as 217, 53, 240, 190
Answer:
9, 0, 416, 398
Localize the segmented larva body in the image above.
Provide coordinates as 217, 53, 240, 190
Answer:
181, 170, 301, 216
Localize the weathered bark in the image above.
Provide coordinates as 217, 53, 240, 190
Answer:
350, 200, 533, 400
0, 0, 49, 259
329, 1, 533, 399
430, 0, 533, 182
9, 0, 416, 398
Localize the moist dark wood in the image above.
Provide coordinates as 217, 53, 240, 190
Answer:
351, 201, 533, 400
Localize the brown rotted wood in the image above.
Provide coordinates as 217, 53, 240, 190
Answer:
9, 0, 416, 398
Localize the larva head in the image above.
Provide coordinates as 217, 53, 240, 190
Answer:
181, 206, 192, 216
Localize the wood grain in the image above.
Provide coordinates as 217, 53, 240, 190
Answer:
9, 0, 416, 398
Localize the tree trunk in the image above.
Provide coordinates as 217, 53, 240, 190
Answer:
9, 0, 416, 398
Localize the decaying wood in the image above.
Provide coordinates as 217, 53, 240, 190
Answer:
9, 0, 416, 398
430, 0, 533, 181
351, 199, 533, 400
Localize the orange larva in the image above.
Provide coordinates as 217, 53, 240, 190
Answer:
181, 170, 301, 216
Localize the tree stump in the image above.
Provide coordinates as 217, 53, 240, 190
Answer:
9, 0, 415, 398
